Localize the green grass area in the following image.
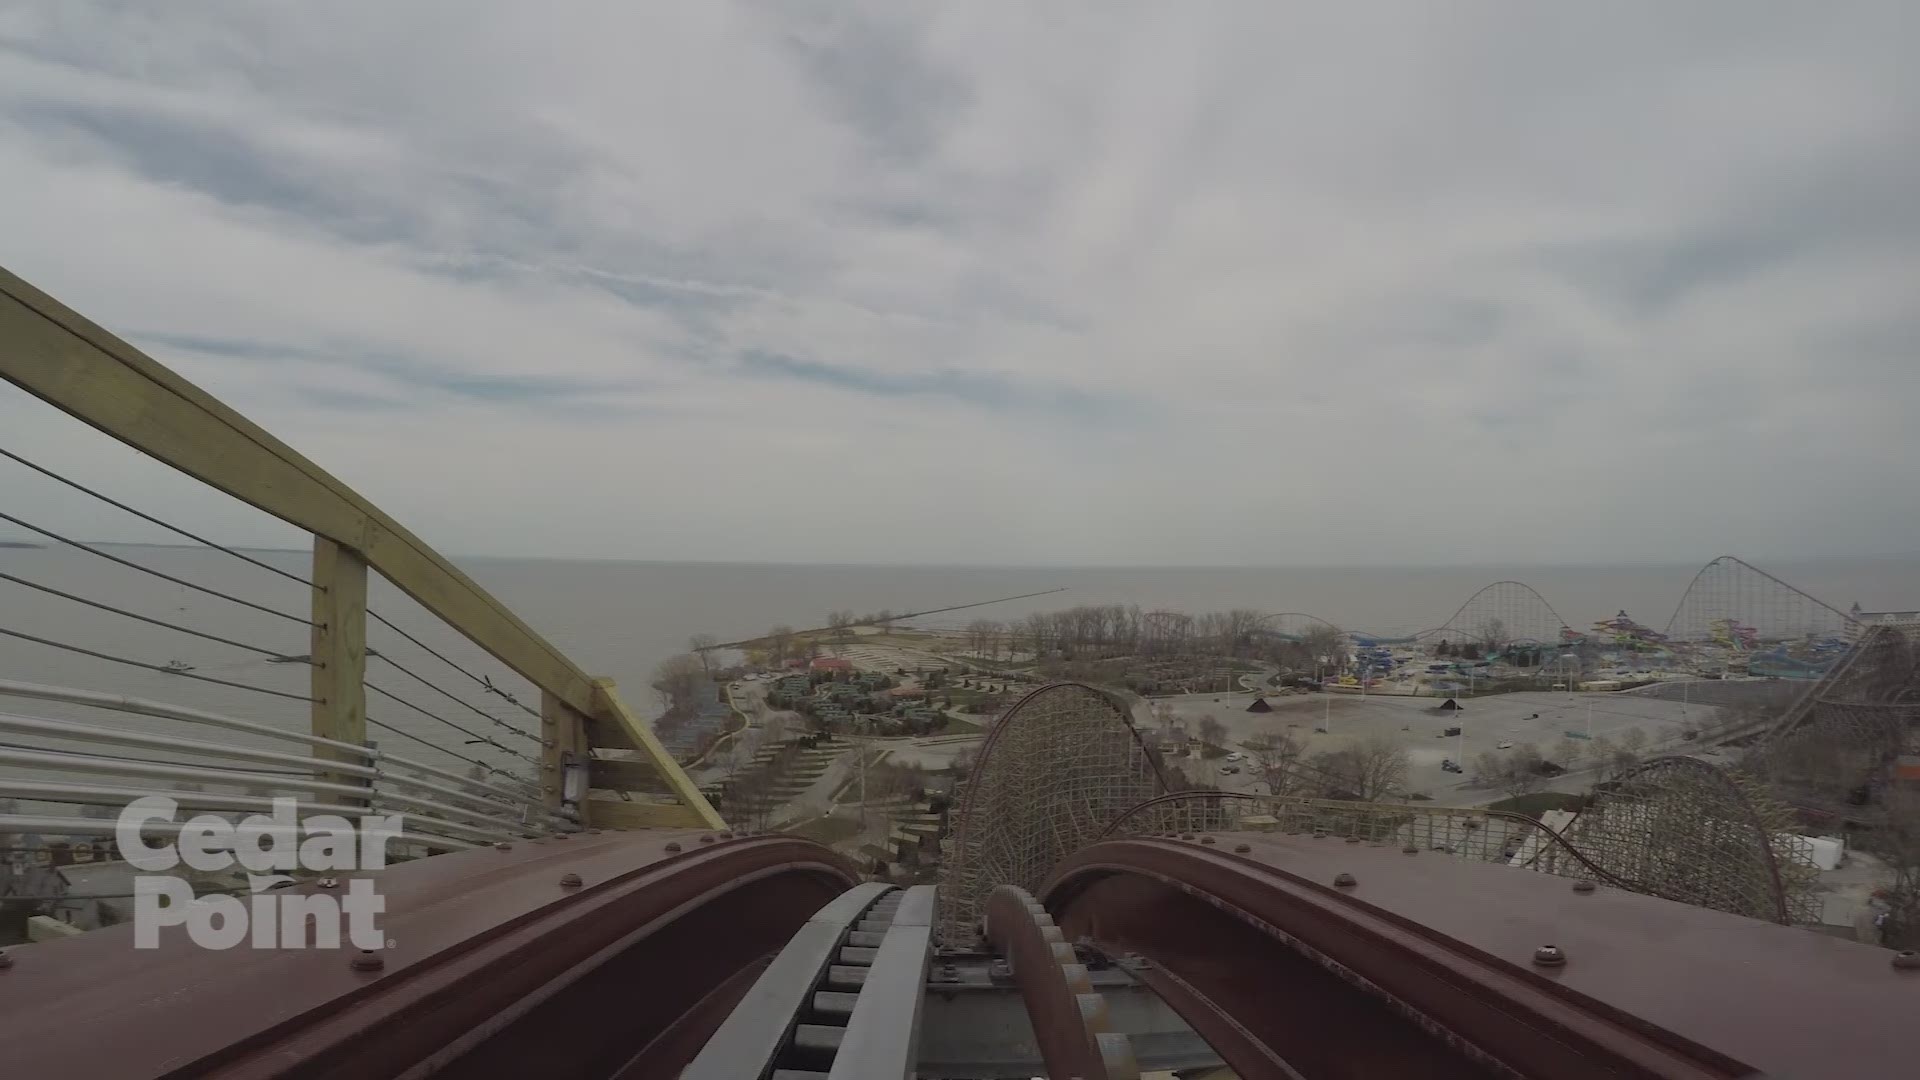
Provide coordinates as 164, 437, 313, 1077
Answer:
784, 815, 864, 846
1485, 792, 1586, 819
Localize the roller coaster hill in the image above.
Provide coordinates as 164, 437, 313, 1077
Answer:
2, 267, 1917, 1078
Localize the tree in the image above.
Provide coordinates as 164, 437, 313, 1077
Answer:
1620, 727, 1649, 755
1242, 730, 1303, 793
1478, 617, 1507, 654
1310, 734, 1409, 801
1552, 736, 1584, 771
687, 633, 719, 676
650, 653, 707, 712
1196, 715, 1227, 752
1299, 624, 1347, 674
966, 619, 1003, 659
1863, 788, 1920, 948
1474, 744, 1545, 798
766, 625, 795, 666
950, 745, 980, 781
827, 610, 855, 644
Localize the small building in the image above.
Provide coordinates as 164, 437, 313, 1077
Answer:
1847, 605, 1920, 643
811, 657, 855, 674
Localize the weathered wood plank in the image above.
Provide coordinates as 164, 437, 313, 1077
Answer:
311, 537, 368, 784
583, 795, 714, 830
592, 679, 726, 829
0, 266, 597, 715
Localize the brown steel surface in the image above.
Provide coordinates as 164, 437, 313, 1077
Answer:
1045, 834, 1917, 1079
0, 831, 858, 1079
983, 885, 1116, 1080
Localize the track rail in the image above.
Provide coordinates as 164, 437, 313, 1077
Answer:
1042, 833, 1917, 1079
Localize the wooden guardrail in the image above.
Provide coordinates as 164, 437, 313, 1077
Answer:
0, 265, 722, 829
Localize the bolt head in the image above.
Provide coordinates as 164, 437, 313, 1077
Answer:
1403, 844, 1419, 854
1532, 945, 1567, 968
699, 834, 716, 843
1199, 835, 1216, 845
1312, 829, 1327, 838
1180, 833, 1196, 840
664, 841, 682, 852
551, 832, 569, 840
350, 949, 385, 972
559, 872, 583, 888
1234, 843, 1251, 853
720, 831, 735, 839
588, 828, 603, 835
316, 876, 339, 889
1894, 950, 1920, 971
1573, 880, 1596, 893
494, 842, 512, 851
1333, 872, 1357, 888
1345, 836, 1361, 844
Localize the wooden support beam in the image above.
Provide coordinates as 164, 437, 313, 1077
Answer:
542, 690, 590, 821
311, 537, 368, 788
0, 267, 597, 716
583, 796, 714, 830
592, 678, 726, 829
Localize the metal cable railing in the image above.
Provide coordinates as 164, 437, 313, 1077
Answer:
0, 681, 573, 858
2, 445, 546, 727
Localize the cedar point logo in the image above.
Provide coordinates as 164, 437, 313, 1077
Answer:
117, 796, 401, 950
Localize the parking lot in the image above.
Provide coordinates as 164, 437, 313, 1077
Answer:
1158, 690, 1723, 805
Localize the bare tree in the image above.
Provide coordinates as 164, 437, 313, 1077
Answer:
1310, 734, 1409, 801
687, 633, 719, 676
765, 625, 795, 666
650, 653, 708, 712
827, 610, 855, 645
1619, 727, 1649, 755
1242, 730, 1303, 793
950, 744, 980, 781
1299, 624, 1347, 676
1478, 617, 1507, 654
965, 619, 1003, 659
1551, 737, 1583, 771
1196, 715, 1227, 752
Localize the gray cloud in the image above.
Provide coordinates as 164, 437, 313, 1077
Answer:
0, 1, 1915, 566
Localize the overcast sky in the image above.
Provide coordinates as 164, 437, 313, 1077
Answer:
2, 3, 1915, 567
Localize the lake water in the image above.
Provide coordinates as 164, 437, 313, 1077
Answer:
1, 544, 1914, 782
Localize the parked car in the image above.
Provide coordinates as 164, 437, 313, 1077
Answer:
1225, 752, 1243, 762
1496, 741, 1514, 750
1441, 759, 1463, 773
1218, 765, 1239, 775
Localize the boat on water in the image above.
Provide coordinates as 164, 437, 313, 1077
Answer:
161, 660, 194, 674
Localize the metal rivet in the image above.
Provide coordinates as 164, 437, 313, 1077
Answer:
720, 831, 735, 839
1234, 843, 1251, 853
543, 785, 555, 794
1403, 844, 1419, 854
1312, 830, 1327, 838
664, 842, 682, 852
351, 949, 385, 972
1180, 833, 1196, 840
494, 841, 511, 851
588, 828, 603, 835
1345, 836, 1361, 844
559, 872, 583, 888
552, 832, 569, 840
317, 876, 339, 889
1573, 880, 1596, 893
1894, 950, 1920, 971
1200, 835, 1216, 845
1532, 945, 1567, 968
699, 835, 715, 844
542, 738, 556, 749
1333, 872, 1357, 887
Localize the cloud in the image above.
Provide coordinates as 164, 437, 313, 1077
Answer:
0, 1, 1915, 567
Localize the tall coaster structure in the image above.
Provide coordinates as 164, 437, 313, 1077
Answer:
1559, 756, 1820, 924
1664, 555, 1857, 645
937, 681, 1169, 944
1416, 580, 1572, 648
